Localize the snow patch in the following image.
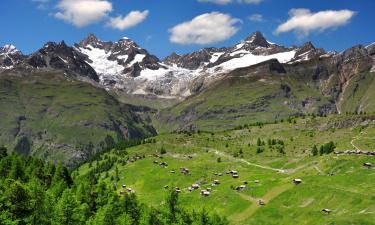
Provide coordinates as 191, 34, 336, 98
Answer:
130, 54, 146, 65
78, 45, 124, 81
117, 55, 128, 61
213, 50, 296, 72
366, 42, 375, 49
210, 52, 224, 63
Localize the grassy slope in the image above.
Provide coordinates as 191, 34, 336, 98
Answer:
76, 114, 375, 224
156, 67, 333, 132
0, 72, 155, 166
339, 72, 375, 113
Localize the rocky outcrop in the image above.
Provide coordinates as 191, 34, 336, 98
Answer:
26, 41, 99, 81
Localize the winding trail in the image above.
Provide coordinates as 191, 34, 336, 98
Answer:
206, 148, 287, 173
350, 130, 368, 151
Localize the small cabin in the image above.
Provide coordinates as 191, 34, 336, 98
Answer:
213, 180, 220, 185
293, 178, 302, 185
126, 188, 135, 193
170, 170, 176, 174
363, 163, 373, 168
191, 183, 200, 189
201, 190, 210, 196
218, 173, 223, 176
232, 174, 239, 179
160, 162, 168, 167
322, 209, 331, 214
236, 185, 246, 191
122, 185, 127, 188
258, 200, 265, 206
153, 160, 159, 164
180, 167, 190, 174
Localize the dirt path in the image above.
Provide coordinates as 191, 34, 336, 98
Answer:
230, 183, 293, 223
207, 148, 287, 173
350, 130, 368, 151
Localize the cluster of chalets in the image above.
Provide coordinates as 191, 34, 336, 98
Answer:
119, 185, 135, 194
334, 150, 375, 156
123, 153, 372, 215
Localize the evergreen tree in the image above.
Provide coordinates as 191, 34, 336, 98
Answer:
311, 145, 318, 156
0, 147, 7, 159
54, 189, 80, 225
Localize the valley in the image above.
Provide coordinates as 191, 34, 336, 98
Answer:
75, 114, 375, 224
1, 31, 375, 224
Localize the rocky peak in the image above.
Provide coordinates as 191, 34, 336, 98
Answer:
0, 44, 21, 55
79, 33, 113, 50
296, 42, 315, 55
243, 31, 270, 48
0, 44, 24, 69
26, 40, 99, 81
164, 52, 181, 63
336, 45, 370, 63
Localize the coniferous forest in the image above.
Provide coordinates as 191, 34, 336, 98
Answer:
0, 147, 228, 225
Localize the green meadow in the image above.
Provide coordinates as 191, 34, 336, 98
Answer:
76, 115, 375, 224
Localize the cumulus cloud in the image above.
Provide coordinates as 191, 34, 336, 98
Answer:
54, 0, 112, 27
198, 0, 262, 4
169, 12, 241, 45
275, 8, 355, 37
248, 14, 264, 22
107, 10, 149, 31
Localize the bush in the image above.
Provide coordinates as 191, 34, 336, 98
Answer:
160, 146, 167, 155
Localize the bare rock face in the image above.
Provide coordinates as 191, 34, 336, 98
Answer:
332, 45, 373, 83
26, 41, 99, 81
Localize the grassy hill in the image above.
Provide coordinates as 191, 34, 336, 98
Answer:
75, 114, 375, 224
155, 58, 375, 132
0, 71, 156, 167
156, 61, 335, 132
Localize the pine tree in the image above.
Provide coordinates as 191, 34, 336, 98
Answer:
54, 189, 80, 225
311, 145, 318, 156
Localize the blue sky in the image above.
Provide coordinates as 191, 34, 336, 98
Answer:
0, 0, 374, 59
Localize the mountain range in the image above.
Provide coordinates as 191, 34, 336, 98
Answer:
1, 31, 375, 164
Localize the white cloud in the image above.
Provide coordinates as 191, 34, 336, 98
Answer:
54, 0, 112, 27
248, 14, 263, 22
275, 8, 355, 37
198, 0, 263, 4
169, 12, 241, 45
108, 10, 149, 31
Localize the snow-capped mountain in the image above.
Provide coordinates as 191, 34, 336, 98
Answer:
4, 31, 373, 100
0, 44, 24, 69
72, 32, 330, 98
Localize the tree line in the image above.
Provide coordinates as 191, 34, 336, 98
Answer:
0, 147, 228, 225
